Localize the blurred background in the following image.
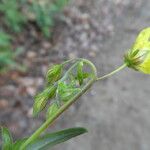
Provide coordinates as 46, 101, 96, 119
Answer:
0, 0, 150, 150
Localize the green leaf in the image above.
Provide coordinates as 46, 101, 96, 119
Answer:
26, 127, 87, 150
13, 138, 27, 150
1, 127, 13, 150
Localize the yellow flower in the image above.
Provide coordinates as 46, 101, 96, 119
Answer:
124, 27, 150, 74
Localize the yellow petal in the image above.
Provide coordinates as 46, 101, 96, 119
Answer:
137, 53, 150, 74
132, 27, 150, 51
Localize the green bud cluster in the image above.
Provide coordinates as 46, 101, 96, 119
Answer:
33, 59, 97, 118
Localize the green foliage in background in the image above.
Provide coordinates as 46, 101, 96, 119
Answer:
0, 0, 69, 73
0, 0, 26, 32
0, 0, 69, 37
0, 31, 17, 72
30, 0, 69, 37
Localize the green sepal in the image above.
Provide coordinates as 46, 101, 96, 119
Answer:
57, 81, 81, 102
77, 61, 84, 85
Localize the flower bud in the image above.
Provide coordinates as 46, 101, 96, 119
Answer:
33, 85, 57, 116
46, 102, 59, 119
46, 64, 63, 84
124, 27, 150, 74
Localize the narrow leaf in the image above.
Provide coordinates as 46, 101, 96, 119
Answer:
26, 127, 87, 150
1, 127, 13, 150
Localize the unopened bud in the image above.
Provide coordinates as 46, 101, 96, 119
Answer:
33, 85, 57, 116
46, 102, 59, 119
46, 64, 63, 84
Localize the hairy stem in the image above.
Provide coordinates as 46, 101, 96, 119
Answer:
96, 64, 127, 81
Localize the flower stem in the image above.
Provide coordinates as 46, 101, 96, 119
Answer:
96, 63, 127, 81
